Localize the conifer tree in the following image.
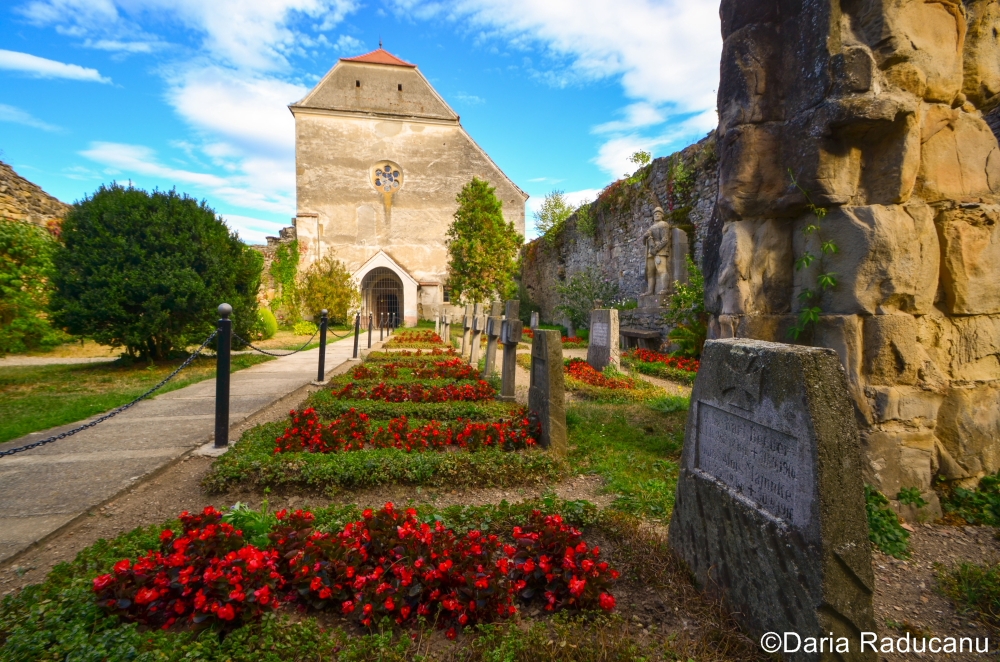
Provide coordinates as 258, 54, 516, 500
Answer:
445, 177, 523, 303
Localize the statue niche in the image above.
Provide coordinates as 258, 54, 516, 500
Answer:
639, 207, 689, 309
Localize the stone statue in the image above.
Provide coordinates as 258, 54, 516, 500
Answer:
642, 207, 672, 295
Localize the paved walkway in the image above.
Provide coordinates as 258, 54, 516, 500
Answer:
0, 334, 369, 566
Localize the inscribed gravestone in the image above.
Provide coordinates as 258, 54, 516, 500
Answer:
500, 300, 521, 402
483, 301, 503, 378
669, 339, 876, 661
586, 309, 619, 372
530, 311, 539, 329
528, 329, 567, 458
469, 303, 485, 366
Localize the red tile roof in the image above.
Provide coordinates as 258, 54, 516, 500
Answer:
340, 48, 416, 68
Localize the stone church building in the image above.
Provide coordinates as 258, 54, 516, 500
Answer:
285, 47, 527, 325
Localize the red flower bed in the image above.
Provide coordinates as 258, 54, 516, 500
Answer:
411, 358, 479, 380
523, 328, 534, 339
94, 504, 619, 636
379, 348, 459, 358
333, 380, 495, 402
626, 348, 700, 373
275, 408, 539, 454
564, 359, 634, 390
387, 330, 444, 345
561, 336, 584, 344
93, 507, 283, 629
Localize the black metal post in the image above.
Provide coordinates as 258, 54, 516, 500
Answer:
379, 313, 384, 341
367, 313, 373, 348
352, 313, 360, 359
317, 309, 328, 382
214, 303, 232, 448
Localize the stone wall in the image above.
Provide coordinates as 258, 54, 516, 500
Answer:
520, 135, 718, 335
707, 0, 1000, 513
0, 161, 71, 228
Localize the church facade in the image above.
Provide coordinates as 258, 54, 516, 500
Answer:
288, 48, 527, 326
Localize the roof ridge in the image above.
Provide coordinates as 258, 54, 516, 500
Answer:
340, 48, 416, 68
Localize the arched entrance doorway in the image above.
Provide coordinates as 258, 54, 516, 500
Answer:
361, 267, 403, 323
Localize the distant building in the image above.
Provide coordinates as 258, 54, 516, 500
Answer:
287, 48, 527, 325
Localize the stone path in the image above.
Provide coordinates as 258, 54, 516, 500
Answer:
0, 334, 371, 566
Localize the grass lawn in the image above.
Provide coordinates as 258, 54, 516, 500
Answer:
567, 401, 686, 519
0, 354, 273, 444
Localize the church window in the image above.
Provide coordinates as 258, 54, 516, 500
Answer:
442, 287, 451, 303
372, 161, 403, 193
398, 83, 402, 91
355, 80, 360, 87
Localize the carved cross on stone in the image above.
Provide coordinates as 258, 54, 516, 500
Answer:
720, 348, 763, 410
483, 301, 503, 378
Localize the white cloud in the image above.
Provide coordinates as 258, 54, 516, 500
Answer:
220, 214, 289, 244
0, 49, 111, 82
454, 92, 484, 105
333, 34, 364, 53
84, 38, 164, 53
0, 103, 63, 132
80, 142, 229, 187
593, 102, 666, 134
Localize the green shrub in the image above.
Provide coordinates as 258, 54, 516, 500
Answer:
50, 184, 262, 359
938, 562, 1000, 630
0, 218, 66, 354
897, 486, 928, 508
268, 240, 300, 324
662, 255, 706, 358
555, 267, 620, 331
293, 320, 318, 336
865, 484, 910, 559
257, 308, 278, 339
300, 255, 360, 324
942, 472, 1000, 526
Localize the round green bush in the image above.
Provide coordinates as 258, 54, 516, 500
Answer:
258, 308, 278, 339
293, 320, 318, 336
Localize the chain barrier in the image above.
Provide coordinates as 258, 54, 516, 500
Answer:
0, 330, 219, 458
233, 324, 355, 358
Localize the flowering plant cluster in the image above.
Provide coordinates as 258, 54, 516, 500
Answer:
387, 330, 445, 347
561, 336, 584, 344
274, 408, 370, 454
274, 408, 538, 454
95, 504, 619, 637
333, 380, 495, 403
507, 511, 618, 612
351, 364, 399, 380
374, 347, 459, 358
92, 507, 283, 629
411, 358, 479, 380
626, 349, 700, 373
564, 359, 634, 390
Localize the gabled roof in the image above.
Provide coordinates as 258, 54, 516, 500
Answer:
340, 49, 415, 68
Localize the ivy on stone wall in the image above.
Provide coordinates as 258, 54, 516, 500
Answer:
269, 239, 300, 324
788, 171, 838, 340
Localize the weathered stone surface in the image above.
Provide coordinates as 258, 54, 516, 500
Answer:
530, 311, 539, 329
669, 339, 876, 659
0, 161, 70, 228
792, 205, 939, 315
863, 314, 923, 386
963, 0, 1000, 111
483, 301, 503, 378
862, 427, 942, 519
938, 205, 1000, 314
499, 300, 521, 402
527, 330, 567, 457
469, 303, 485, 366
918, 111, 1000, 200
461, 304, 473, 356
586, 309, 619, 372
936, 384, 1000, 479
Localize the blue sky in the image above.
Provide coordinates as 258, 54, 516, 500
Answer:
0, 0, 721, 242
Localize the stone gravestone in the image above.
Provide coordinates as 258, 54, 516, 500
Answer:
469, 303, 485, 366
528, 329, 567, 458
434, 309, 440, 335
499, 300, 522, 402
586, 309, 619, 372
669, 339, 876, 660
530, 311, 539, 329
443, 314, 451, 346
461, 304, 473, 356
483, 301, 503, 378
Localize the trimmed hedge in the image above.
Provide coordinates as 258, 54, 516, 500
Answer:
203, 421, 564, 493
306, 390, 519, 421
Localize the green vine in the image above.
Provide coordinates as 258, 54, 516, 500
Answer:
268, 239, 300, 322
788, 170, 838, 340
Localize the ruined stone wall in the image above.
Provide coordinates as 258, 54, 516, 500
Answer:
707, 0, 1000, 514
0, 161, 71, 228
521, 136, 718, 333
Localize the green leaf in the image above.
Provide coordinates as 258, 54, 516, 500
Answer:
794, 253, 815, 270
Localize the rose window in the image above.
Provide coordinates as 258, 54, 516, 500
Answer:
372, 162, 403, 193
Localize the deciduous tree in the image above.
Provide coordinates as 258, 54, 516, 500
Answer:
300, 256, 360, 324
